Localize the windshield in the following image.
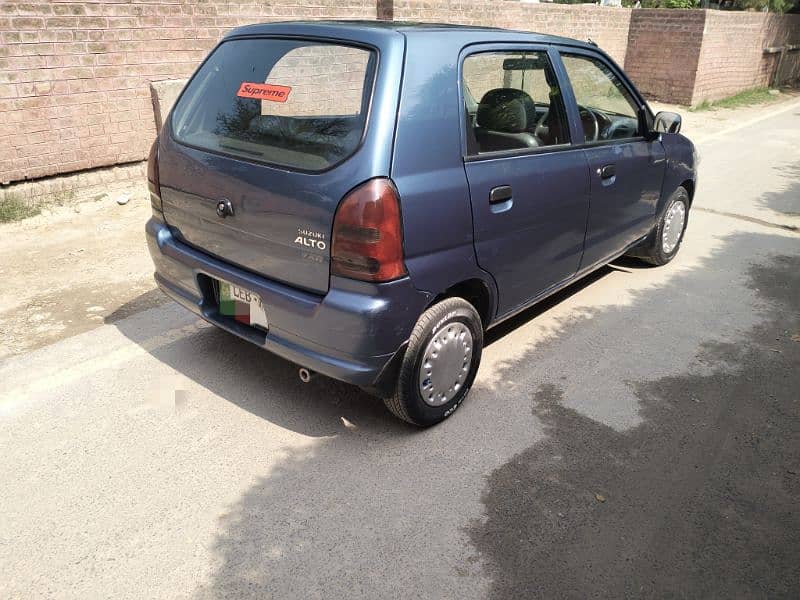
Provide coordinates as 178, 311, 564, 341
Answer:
171, 38, 377, 171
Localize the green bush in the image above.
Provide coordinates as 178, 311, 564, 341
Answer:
0, 194, 40, 223
634, 0, 792, 8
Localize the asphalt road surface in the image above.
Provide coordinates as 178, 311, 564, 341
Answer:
1, 105, 799, 599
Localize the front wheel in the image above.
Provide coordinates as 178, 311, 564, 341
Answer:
629, 186, 690, 266
384, 297, 483, 427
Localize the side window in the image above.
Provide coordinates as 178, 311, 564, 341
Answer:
462, 51, 570, 155
560, 54, 641, 143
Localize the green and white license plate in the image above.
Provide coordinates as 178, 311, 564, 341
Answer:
218, 281, 269, 330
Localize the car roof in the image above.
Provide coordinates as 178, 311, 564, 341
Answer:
224, 19, 597, 51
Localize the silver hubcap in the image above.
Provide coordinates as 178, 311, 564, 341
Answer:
418, 322, 474, 407
662, 200, 686, 254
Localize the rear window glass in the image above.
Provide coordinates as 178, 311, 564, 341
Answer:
171, 39, 376, 171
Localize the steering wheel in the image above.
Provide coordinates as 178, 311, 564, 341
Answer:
534, 110, 551, 141
578, 106, 599, 142
605, 117, 638, 140
535, 105, 599, 143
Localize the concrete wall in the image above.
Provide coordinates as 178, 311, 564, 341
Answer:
1, 1, 799, 186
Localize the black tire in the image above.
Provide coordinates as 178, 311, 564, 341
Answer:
628, 186, 690, 266
384, 297, 483, 427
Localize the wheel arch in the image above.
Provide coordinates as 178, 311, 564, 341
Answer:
680, 179, 695, 207
427, 278, 495, 330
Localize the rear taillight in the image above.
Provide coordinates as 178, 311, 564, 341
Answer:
147, 138, 162, 212
331, 178, 406, 282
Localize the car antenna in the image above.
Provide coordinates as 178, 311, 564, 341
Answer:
587, 38, 598, 47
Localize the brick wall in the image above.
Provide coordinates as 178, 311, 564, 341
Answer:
625, 9, 800, 106
0, 0, 376, 185
624, 9, 705, 106
2, 2, 799, 187
392, 1, 633, 66
692, 10, 800, 104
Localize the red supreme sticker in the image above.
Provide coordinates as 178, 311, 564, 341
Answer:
236, 82, 291, 103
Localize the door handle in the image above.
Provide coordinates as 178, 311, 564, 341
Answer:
598, 164, 616, 179
489, 185, 512, 205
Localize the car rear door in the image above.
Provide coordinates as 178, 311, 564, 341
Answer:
461, 46, 590, 316
556, 49, 666, 269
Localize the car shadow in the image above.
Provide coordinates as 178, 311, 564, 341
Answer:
486, 265, 612, 346
103, 288, 168, 324
107, 251, 666, 439
113, 306, 411, 437
486, 255, 654, 347
109, 254, 647, 439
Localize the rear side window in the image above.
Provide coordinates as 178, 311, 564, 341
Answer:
171, 39, 376, 171
462, 50, 571, 155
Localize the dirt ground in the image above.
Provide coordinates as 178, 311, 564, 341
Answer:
0, 181, 162, 359
651, 89, 800, 143
0, 91, 798, 359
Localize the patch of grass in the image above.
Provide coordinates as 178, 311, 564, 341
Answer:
55, 189, 76, 205
0, 194, 41, 223
691, 88, 779, 112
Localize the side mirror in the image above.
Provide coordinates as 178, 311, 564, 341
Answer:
653, 111, 682, 134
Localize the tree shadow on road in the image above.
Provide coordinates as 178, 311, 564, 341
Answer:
469, 252, 800, 599
756, 160, 800, 218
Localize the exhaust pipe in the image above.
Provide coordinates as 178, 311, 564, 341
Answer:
298, 367, 315, 383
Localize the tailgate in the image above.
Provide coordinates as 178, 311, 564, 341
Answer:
160, 37, 378, 294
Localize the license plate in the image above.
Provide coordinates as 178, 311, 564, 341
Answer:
218, 281, 269, 330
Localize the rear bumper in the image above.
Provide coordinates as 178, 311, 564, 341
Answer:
146, 217, 431, 391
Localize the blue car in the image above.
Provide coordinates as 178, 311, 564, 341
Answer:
146, 21, 697, 426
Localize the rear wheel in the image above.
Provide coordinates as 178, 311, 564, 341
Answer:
384, 297, 483, 427
629, 186, 690, 266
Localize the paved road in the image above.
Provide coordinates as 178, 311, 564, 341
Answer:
1, 106, 799, 599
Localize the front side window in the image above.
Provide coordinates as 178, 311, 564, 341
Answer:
171, 39, 376, 171
462, 50, 570, 155
560, 54, 640, 143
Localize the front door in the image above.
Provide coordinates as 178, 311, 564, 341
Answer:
558, 51, 666, 268
462, 47, 590, 316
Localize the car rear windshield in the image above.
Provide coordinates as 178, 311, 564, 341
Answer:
170, 38, 376, 171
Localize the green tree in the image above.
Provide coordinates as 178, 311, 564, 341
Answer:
734, 0, 792, 11
638, 0, 699, 7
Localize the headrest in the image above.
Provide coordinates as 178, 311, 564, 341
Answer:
476, 88, 535, 133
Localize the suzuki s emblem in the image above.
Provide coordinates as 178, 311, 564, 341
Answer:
216, 198, 234, 218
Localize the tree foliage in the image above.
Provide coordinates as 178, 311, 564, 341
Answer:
732, 0, 793, 11
616, 0, 793, 9
637, 0, 699, 7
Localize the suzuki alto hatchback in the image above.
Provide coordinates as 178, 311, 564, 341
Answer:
146, 21, 697, 426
